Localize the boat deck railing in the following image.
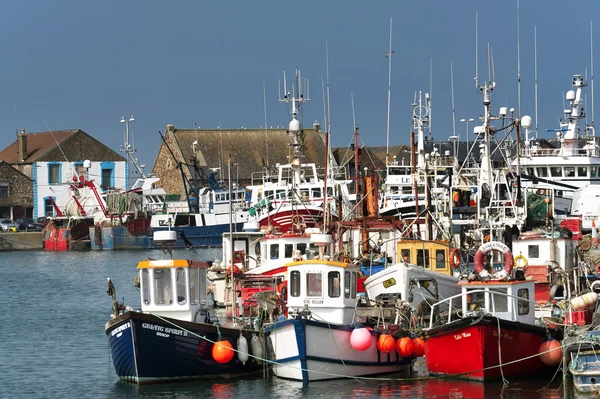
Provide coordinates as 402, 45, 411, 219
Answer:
427, 288, 545, 330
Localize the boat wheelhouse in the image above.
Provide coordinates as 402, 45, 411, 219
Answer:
425, 279, 559, 380
265, 234, 413, 382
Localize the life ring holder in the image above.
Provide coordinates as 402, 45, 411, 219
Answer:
473, 241, 514, 280
514, 253, 528, 269
291, 215, 305, 226
449, 248, 461, 269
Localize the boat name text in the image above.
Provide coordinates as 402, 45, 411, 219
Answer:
111, 322, 131, 337
453, 332, 471, 340
142, 323, 188, 337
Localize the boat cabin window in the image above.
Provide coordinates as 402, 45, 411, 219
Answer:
300, 189, 310, 201
190, 268, 199, 305
350, 272, 356, 298
290, 271, 301, 297
416, 249, 430, 268
528, 245, 539, 259
435, 249, 445, 269
467, 289, 485, 311
306, 272, 323, 297
141, 269, 150, 305
550, 167, 562, 177
311, 188, 322, 198
285, 244, 293, 258
402, 187, 413, 195
592, 167, 598, 178
327, 187, 334, 197
296, 243, 307, 255
578, 167, 588, 177
565, 167, 575, 177
328, 271, 340, 298
536, 167, 548, 177
276, 189, 286, 199
526, 167, 534, 176
270, 244, 279, 260
264, 190, 273, 199
344, 271, 350, 298
517, 288, 530, 315
401, 249, 411, 263
176, 268, 187, 305
490, 288, 508, 312
154, 269, 173, 305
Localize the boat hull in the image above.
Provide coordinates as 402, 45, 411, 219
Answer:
425, 316, 556, 380
566, 331, 600, 393
106, 311, 261, 384
265, 318, 413, 382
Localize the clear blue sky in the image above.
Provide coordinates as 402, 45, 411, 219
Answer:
0, 0, 597, 176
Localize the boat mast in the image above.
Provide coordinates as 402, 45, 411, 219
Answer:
385, 17, 393, 167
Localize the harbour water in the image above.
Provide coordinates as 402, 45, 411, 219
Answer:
0, 250, 582, 398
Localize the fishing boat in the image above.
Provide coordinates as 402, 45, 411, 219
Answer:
245, 69, 350, 234
424, 241, 562, 380
105, 230, 268, 384
363, 240, 461, 313
264, 233, 414, 382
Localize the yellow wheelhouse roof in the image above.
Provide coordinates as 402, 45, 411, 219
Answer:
137, 259, 211, 269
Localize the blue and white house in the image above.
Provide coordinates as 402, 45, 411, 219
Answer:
0, 129, 127, 220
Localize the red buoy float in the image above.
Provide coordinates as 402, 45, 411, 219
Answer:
377, 333, 395, 353
396, 337, 414, 357
473, 241, 514, 280
350, 325, 372, 351
412, 337, 426, 357
212, 339, 234, 364
539, 338, 562, 366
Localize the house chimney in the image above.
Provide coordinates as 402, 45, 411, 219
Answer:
18, 128, 27, 162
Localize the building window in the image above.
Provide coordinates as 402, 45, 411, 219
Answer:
101, 169, 113, 190
48, 163, 61, 184
100, 161, 115, 191
0, 182, 8, 199
43, 196, 56, 217
74, 162, 86, 179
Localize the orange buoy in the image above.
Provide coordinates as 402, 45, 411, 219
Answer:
377, 333, 395, 353
212, 339, 235, 364
396, 337, 414, 357
412, 337, 426, 357
539, 338, 562, 366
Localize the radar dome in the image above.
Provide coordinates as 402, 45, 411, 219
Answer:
521, 115, 532, 129
566, 90, 576, 101
289, 118, 301, 132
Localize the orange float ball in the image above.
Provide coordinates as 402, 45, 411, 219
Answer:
539, 338, 562, 366
377, 333, 396, 353
412, 337, 426, 357
396, 337, 414, 357
212, 339, 235, 364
